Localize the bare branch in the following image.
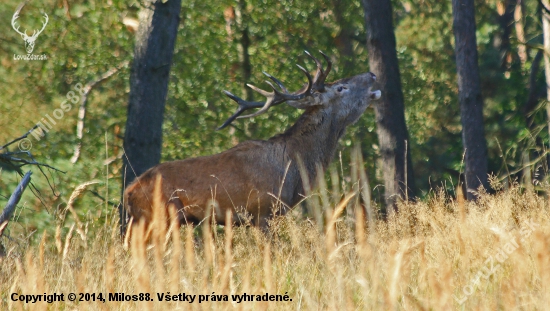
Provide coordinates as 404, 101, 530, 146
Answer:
1, 128, 65, 203
0, 171, 32, 238
0, 124, 38, 151
0, 154, 64, 173
71, 61, 129, 163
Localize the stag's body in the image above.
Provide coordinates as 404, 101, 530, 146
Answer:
124, 52, 380, 229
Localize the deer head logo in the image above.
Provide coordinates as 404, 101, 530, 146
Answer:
11, 2, 48, 54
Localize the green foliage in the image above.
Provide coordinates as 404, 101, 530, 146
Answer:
396, 0, 548, 193
1, 0, 549, 239
1, 0, 134, 237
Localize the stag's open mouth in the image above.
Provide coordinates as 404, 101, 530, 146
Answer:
370, 90, 381, 100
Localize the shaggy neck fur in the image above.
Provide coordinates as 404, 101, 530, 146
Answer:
270, 105, 346, 200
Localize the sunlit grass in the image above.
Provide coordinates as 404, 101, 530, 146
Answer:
1, 175, 550, 310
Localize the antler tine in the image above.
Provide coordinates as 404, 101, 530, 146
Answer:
237, 81, 285, 119
238, 67, 313, 119
262, 66, 313, 98
296, 65, 313, 97
318, 50, 332, 80
304, 50, 332, 92
216, 90, 265, 130
238, 80, 295, 119
218, 80, 293, 129
304, 50, 324, 83
263, 71, 288, 93
216, 106, 246, 130
219, 60, 316, 129
246, 83, 273, 97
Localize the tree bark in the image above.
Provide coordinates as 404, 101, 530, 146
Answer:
496, 0, 516, 69
452, 0, 489, 199
515, 0, 528, 65
121, 0, 182, 233
524, 50, 543, 127
236, 0, 253, 102
362, 0, 416, 213
332, 0, 355, 74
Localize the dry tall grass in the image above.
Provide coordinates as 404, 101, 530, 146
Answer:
1, 177, 550, 310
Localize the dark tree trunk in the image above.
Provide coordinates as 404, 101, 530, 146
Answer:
496, 0, 516, 69
237, 0, 253, 102
524, 50, 543, 128
332, 0, 355, 74
362, 0, 416, 213
452, 0, 489, 200
121, 0, 182, 233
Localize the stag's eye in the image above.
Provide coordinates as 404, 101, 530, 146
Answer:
336, 86, 347, 92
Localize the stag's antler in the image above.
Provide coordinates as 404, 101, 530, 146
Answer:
305, 50, 332, 93
218, 50, 332, 130
238, 65, 313, 118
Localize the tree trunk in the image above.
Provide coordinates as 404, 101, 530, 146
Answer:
524, 50, 543, 128
452, 0, 489, 200
515, 0, 528, 65
332, 0, 355, 74
236, 0, 253, 102
362, 0, 416, 213
496, 0, 516, 70
121, 0, 182, 233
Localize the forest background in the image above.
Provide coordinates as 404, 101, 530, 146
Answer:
0, 0, 547, 237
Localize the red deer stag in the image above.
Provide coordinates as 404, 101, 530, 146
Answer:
124, 51, 381, 230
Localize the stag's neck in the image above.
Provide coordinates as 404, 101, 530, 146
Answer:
271, 107, 345, 185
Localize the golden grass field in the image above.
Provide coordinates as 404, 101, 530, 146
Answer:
1, 177, 550, 310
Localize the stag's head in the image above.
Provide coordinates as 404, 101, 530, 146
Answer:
218, 51, 380, 130
11, 2, 49, 54
309, 71, 380, 126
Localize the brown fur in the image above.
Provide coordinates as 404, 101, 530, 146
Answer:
124, 72, 379, 230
